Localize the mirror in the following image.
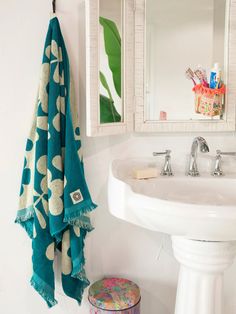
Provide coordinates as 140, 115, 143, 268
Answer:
99, 0, 123, 124
86, 0, 133, 136
134, 0, 236, 132
145, 0, 227, 122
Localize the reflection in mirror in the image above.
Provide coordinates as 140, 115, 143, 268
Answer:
99, 0, 123, 124
145, 0, 227, 122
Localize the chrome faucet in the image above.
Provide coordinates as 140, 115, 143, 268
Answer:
153, 150, 173, 176
187, 137, 209, 176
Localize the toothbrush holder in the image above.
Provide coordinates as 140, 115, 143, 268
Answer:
192, 84, 226, 117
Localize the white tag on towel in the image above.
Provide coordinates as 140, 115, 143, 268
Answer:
70, 189, 84, 204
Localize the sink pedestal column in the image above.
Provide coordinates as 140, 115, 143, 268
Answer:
172, 237, 236, 314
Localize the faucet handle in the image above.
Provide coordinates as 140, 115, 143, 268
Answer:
153, 149, 171, 157
212, 150, 236, 176
217, 150, 236, 156
153, 150, 173, 176
212, 150, 223, 176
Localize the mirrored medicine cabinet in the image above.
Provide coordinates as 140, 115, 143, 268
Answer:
86, 0, 236, 136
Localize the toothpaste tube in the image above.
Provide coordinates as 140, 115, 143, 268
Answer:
210, 63, 222, 89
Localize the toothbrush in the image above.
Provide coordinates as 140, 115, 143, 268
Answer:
194, 67, 209, 87
185, 68, 197, 86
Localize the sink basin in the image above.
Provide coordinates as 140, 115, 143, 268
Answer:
108, 158, 236, 314
108, 158, 236, 241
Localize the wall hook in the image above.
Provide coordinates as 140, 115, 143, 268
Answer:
52, 0, 56, 13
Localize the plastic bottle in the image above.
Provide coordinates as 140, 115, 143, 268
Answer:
210, 63, 222, 89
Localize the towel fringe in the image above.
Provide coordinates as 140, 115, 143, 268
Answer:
64, 202, 97, 231
66, 218, 94, 231
71, 265, 90, 284
30, 277, 58, 308
15, 206, 34, 238
15, 217, 34, 239
15, 209, 34, 222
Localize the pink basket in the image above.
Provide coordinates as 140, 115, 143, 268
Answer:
193, 84, 226, 117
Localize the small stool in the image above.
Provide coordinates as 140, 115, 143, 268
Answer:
88, 278, 141, 314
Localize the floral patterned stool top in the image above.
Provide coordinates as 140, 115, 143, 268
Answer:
88, 278, 141, 312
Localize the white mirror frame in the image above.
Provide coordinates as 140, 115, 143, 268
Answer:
134, 0, 236, 133
86, 0, 134, 137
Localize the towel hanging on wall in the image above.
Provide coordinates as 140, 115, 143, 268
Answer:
15, 16, 97, 307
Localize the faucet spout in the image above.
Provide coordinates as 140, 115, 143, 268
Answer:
188, 137, 209, 176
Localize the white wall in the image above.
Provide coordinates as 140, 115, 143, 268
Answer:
1, 1, 236, 314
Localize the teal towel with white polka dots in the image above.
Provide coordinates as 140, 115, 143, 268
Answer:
15, 16, 97, 307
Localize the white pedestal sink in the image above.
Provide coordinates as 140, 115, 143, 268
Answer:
108, 158, 236, 314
